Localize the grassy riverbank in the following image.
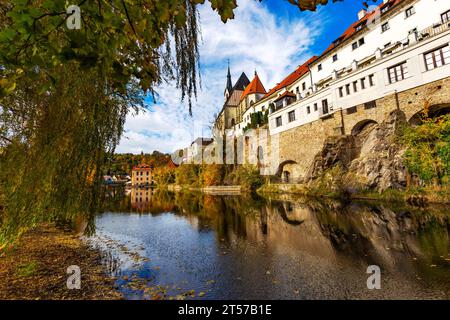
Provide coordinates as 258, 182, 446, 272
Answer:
0, 224, 121, 300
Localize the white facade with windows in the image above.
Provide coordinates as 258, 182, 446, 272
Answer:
264, 0, 450, 135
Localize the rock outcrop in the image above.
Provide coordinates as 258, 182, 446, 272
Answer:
308, 110, 408, 192
348, 110, 407, 191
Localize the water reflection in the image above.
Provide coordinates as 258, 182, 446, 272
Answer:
90, 190, 450, 299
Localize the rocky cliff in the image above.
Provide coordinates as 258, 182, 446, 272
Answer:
308, 110, 408, 193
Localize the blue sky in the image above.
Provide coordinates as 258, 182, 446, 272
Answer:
116, 0, 382, 154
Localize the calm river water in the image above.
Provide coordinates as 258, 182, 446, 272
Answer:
86, 189, 450, 300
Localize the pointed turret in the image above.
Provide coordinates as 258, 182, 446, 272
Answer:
240, 71, 266, 101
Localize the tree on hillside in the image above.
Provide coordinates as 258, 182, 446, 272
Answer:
0, 0, 349, 245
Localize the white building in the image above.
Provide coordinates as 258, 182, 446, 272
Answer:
268, 0, 450, 135
223, 0, 450, 137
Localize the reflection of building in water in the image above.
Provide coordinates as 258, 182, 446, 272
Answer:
131, 188, 153, 210
131, 164, 153, 187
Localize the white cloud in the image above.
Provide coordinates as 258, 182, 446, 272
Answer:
116, 0, 324, 154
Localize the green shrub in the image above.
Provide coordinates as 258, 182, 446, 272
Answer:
400, 115, 450, 184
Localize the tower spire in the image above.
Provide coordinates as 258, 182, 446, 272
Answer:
226, 59, 232, 93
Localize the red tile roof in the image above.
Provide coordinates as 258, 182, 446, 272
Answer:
260, 0, 405, 102
167, 158, 178, 168
319, 0, 404, 58
263, 56, 318, 99
241, 72, 267, 101
132, 164, 152, 171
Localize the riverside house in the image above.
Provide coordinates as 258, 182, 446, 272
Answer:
131, 164, 153, 187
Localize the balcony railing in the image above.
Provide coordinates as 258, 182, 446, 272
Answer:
417, 21, 450, 42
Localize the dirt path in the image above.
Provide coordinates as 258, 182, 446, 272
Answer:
0, 224, 121, 300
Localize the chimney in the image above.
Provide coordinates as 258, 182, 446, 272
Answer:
358, 9, 366, 20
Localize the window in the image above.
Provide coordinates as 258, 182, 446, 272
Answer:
405, 6, 415, 18
441, 10, 450, 23
302, 82, 306, 91
346, 106, 357, 114
338, 87, 343, 97
353, 81, 358, 93
360, 77, 366, 89
381, 22, 390, 33
369, 74, 375, 87
388, 62, 408, 84
296, 86, 299, 93
322, 99, 329, 114
318, 64, 322, 71
424, 45, 450, 70
307, 106, 311, 114
345, 84, 350, 95
358, 38, 365, 46
355, 23, 363, 32
381, 5, 389, 14
288, 110, 296, 122
364, 100, 377, 109
276, 116, 282, 127
352, 42, 358, 50
332, 54, 338, 62
314, 103, 318, 111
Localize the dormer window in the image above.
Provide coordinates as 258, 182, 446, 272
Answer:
355, 22, 365, 32
381, 5, 389, 14
332, 36, 344, 46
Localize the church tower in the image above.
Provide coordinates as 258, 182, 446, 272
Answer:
224, 60, 233, 101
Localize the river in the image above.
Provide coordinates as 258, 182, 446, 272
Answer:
85, 189, 450, 300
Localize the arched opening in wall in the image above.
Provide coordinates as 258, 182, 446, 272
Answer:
351, 119, 378, 137
256, 146, 264, 168
408, 104, 450, 126
275, 160, 297, 183
350, 119, 378, 157
231, 118, 236, 126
